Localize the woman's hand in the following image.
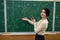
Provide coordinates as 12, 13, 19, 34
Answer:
22, 17, 29, 21
31, 16, 36, 22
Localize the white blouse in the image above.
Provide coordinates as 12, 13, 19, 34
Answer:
27, 19, 48, 35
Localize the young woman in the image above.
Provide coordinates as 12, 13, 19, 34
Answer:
22, 8, 50, 40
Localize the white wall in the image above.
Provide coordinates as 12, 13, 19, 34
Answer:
14, 0, 54, 1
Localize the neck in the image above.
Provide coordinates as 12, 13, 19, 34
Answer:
42, 17, 47, 20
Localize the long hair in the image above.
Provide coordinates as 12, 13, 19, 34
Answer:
43, 8, 50, 21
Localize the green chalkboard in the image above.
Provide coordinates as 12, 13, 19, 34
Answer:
55, 2, 60, 31
6, 1, 53, 32
0, 0, 5, 32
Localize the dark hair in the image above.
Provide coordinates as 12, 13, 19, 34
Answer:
43, 8, 50, 21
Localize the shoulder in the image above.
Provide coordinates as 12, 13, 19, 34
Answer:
42, 19, 48, 24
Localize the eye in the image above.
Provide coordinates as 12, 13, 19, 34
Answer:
42, 9, 46, 13
41, 11, 45, 13
42, 11, 45, 13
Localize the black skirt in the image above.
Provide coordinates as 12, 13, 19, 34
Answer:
35, 34, 45, 40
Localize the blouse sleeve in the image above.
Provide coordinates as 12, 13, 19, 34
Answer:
27, 19, 35, 25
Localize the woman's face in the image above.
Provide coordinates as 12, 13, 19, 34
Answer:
41, 9, 47, 18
